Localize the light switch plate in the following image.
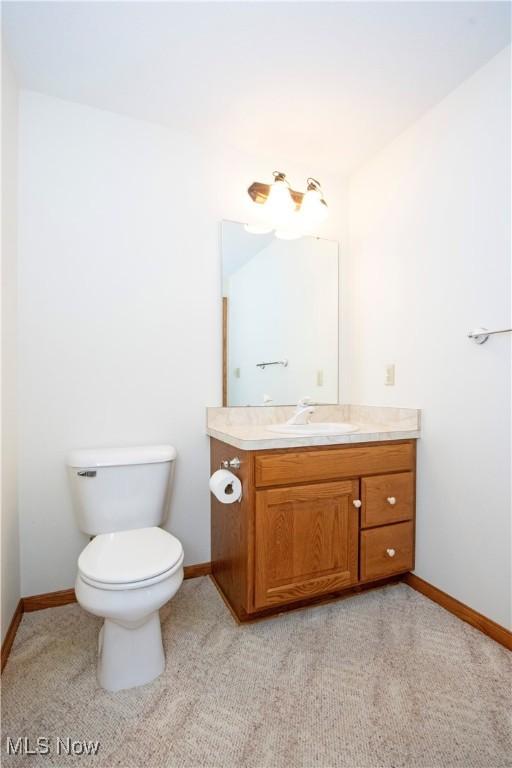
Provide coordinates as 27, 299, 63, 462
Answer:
384, 364, 395, 386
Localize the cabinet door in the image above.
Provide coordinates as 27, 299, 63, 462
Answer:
254, 480, 359, 609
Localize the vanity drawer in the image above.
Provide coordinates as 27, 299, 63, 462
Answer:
254, 442, 414, 487
361, 472, 413, 528
360, 521, 413, 581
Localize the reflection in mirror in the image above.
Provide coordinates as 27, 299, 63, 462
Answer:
221, 221, 339, 406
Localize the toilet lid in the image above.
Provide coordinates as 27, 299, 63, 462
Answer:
78, 527, 183, 585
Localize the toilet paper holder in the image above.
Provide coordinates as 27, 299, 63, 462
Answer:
220, 456, 241, 471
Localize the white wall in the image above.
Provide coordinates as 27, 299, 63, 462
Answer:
348, 48, 511, 628
1, 47, 20, 638
17, 90, 347, 595
228, 236, 338, 406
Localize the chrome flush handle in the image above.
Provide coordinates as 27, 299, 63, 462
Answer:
77, 470, 97, 478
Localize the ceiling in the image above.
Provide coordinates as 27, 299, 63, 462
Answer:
3, 1, 510, 175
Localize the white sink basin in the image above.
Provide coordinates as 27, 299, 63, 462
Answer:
266, 422, 359, 437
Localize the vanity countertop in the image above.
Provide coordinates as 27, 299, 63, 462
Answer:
206, 405, 420, 451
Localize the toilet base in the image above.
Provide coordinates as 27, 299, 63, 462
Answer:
97, 612, 165, 692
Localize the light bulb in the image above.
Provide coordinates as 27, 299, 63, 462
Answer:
244, 194, 273, 234
265, 175, 295, 225
300, 187, 328, 229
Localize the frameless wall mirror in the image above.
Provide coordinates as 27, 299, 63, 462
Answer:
221, 220, 339, 406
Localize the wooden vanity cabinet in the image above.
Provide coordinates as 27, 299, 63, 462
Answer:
210, 438, 416, 621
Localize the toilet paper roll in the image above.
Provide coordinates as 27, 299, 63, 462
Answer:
209, 469, 242, 504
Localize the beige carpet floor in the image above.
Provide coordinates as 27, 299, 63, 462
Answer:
1, 578, 511, 768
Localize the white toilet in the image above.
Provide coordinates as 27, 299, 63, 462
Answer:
67, 445, 184, 692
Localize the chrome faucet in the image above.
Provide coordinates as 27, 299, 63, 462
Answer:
285, 397, 316, 426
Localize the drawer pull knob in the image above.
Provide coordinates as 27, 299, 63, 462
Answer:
386, 548, 396, 558
352, 499, 362, 509
387, 496, 397, 505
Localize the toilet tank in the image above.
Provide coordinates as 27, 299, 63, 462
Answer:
67, 445, 177, 535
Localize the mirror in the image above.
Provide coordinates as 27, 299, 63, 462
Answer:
221, 220, 339, 406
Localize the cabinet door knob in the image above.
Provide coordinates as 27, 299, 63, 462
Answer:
352, 499, 362, 508
386, 496, 396, 505
386, 548, 396, 558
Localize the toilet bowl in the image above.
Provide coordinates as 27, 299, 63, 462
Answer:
67, 445, 183, 692
75, 526, 184, 692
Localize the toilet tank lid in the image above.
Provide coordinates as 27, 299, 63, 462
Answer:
67, 445, 177, 468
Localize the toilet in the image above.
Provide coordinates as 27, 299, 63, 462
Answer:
67, 445, 184, 692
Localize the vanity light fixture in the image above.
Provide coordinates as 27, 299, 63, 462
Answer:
246, 171, 328, 238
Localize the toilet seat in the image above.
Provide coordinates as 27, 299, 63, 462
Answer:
78, 557, 184, 591
78, 527, 183, 591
